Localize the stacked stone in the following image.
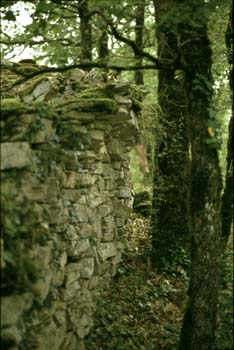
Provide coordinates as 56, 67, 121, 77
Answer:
0, 67, 140, 350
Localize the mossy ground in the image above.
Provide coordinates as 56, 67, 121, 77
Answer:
85, 214, 233, 350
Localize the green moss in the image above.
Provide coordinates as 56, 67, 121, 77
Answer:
79, 84, 116, 98
14, 63, 42, 76
1, 98, 27, 117
58, 98, 118, 113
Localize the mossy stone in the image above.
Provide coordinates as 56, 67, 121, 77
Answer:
1, 98, 27, 117
58, 98, 118, 114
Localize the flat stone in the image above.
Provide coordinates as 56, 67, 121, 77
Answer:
1, 142, 32, 170
22, 79, 51, 103
67, 238, 90, 258
77, 257, 94, 278
114, 94, 132, 109
113, 200, 132, 218
98, 242, 117, 261
77, 313, 93, 339
119, 110, 139, 140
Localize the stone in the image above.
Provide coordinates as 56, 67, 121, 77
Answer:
120, 110, 139, 140
63, 171, 77, 188
62, 281, 80, 302
88, 276, 99, 290
23, 180, 59, 203
116, 217, 126, 227
1, 294, 32, 327
113, 83, 130, 95
118, 186, 132, 199
0, 70, 143, 350
67, 238, 90, 258
64, 189, 81, 202
72, 204, 90, 223
98, 242, 117, 261
108, 138, 124, 160
31, 119, 54, 143
111, 161, 122, 170
1, 325, 22, 345
0, 142, 32, 170
77, 257, 95, 278
114, 94, 132, 109
31, 271, 52, 303
101, 216, 116, 242
113, 200, 132, 218
78, 222, 94, 238
77, 313, 93, 339
98, 204, 113, 217
65, 263, 81, 281
89, 129, 105, 152
22, 78, 52, 103
44, 320, 66, 350
31, 246, 52, 269
115, 106, 129, 120
75, 173, 98, 188
59, 252, 68, 268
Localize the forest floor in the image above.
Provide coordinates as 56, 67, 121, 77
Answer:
85, 214, 233, 350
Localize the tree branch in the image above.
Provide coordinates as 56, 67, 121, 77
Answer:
1, 38, 77, 47
1, 61, 163, 92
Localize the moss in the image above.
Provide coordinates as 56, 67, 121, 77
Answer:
1, 98, 27, 117
14, 63, 42, 76
33, 101, 58, 119
58, 98, 118, 114
75, 83, 117, 100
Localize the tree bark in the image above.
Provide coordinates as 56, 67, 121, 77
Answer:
221, 8, 233, 251
134, 0, 145, 85
78, 0, 92, 66
151, 0, 190, 270
178, 5, 222, 349
98, 29, 109, 82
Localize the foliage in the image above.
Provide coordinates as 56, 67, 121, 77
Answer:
1, 174, 43, 295
215, 235, 234, 350
85, 214, 188, 350
85, 214, 233, 350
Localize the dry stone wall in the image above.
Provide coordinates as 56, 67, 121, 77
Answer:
0, 64, 141, 350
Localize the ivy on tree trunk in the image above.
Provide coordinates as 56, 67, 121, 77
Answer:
178, 6, 222, 349
221, 8, 233, 252
151, 0, 190, 270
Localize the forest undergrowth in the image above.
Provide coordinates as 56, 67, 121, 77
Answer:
85, 214, 233, 350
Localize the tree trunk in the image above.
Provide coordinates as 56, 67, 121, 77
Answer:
98, 29, 109, 82
134, 0, 145, 85
221, 8, 233, 251
78, 0, 92, 66
178, 6, 222, 349
151, 0, 190, 270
